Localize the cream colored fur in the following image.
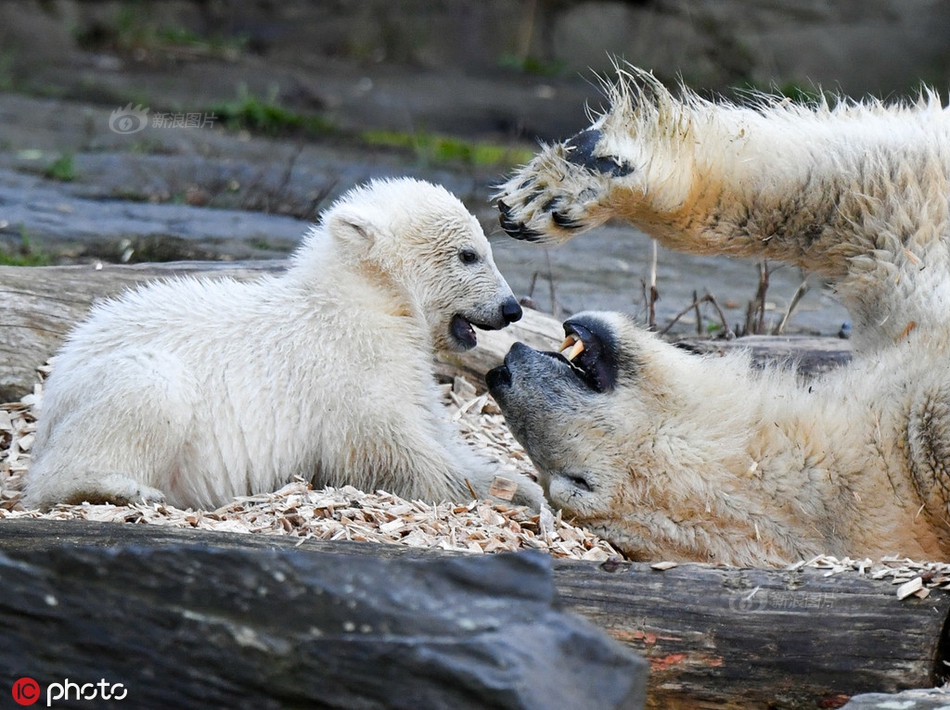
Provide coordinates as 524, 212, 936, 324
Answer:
25, 178, 543, 511
492, 66, 950, 564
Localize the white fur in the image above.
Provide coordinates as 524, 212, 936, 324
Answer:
498, 65, 950, 350
492, 66, 950, 563
24, 178, 543, 510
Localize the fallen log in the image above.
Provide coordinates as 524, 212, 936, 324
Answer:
0, 262, 852, 400
0, 261, 285, 401
0, 519, 647, 710
552, 556, 950, 708
0, 520, 944, 708
0, 261, 562, 401
675, 333, 853, 377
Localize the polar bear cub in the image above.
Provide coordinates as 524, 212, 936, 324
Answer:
24, 178, 542, 511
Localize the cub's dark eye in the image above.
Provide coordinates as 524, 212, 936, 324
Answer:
459, 248, 480, 265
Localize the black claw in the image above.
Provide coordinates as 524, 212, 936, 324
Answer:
497, 199, 545, 241
502, 218, 544, 241
540, 196, 561, 212
525, 188, 546, 205
551, 211, 582, 230
564, 129, 635, 177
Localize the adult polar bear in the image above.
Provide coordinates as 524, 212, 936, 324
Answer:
24, 178, 544, 511
491, 66, 950, 565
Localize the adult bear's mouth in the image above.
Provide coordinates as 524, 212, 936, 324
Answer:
556, 318, 618, 393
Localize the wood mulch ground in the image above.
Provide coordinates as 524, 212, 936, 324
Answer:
0, 367, 618, 561
3, 366, 950, 598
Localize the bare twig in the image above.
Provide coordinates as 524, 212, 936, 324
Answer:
744, 260, 772, 335
705, 292, 735, 339
660, 299, 702, 336
692, 289, 703, 336
527, 271, 539, 301
525, 257, 560, 320
773, 278, 810, 335
659, 292, 735, 339
755, 260, 770, 334
648, 239, 658, 330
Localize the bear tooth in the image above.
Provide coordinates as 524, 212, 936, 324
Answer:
566, 340, 585, 362
559, 335, 578, 353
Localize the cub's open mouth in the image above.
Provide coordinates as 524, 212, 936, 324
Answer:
451, 314, 478, 349
556, 321, 615, 393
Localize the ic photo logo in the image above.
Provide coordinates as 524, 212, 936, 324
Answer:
11, 677, 39, 706
108, 103, 149, 134
11, 677, 127, 706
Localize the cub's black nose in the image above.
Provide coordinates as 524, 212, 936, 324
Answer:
502, 297, 523, 324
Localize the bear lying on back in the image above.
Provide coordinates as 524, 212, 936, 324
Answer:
492, 65, 950, 565
24, 178, 543, 511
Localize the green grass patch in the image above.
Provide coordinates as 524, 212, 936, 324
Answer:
207, 86, 336, 138
0, 228, 51, 266
498, 54, 567, 77
361, 130, 534, 168
207, 88, 531, 167
44, 154, 76, 182
75, 5, 246, 60
734, 80, 827, 105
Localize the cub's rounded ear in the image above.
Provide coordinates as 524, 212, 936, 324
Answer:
325, 205, 386, 253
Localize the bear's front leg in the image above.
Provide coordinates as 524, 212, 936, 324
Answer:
497, 65, 943, 284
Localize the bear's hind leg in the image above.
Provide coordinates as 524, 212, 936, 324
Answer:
23, 351, 197, 509
905, 385, 950, 554
42, 472, 166, 508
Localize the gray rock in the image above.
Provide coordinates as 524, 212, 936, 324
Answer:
843, 688, 950, 709
0, 532, 648, 710
0, 167, 307, 261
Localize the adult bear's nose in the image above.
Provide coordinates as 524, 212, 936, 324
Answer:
501, 297, 523, 324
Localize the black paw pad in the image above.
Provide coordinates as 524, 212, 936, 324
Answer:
564, 129, 634, 178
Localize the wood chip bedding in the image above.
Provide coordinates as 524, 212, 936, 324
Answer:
3, 367, 950, 597
0, 369, 618, 561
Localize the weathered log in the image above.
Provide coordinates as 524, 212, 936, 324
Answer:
0, 520, 944, 708
551, 556, 949, 708
0, 261, 563, 401
675, 333, 853, 377
1, 262, 854, 401
0, 261, 285, 401
0, 519, 647, 710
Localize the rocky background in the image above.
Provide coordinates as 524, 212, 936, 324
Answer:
3, 5, 950, 706
1, 0, 948, 331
